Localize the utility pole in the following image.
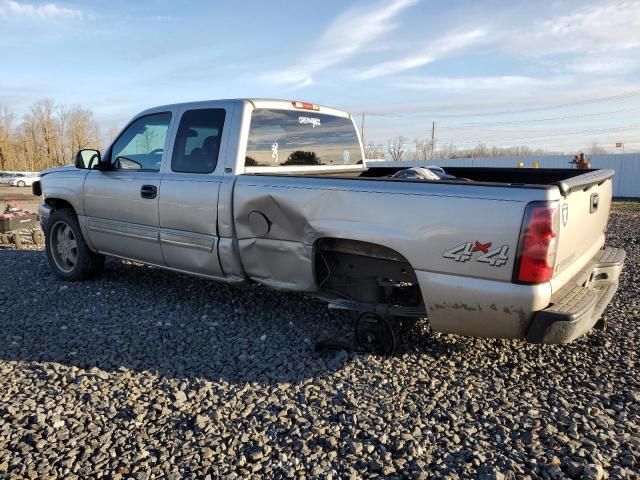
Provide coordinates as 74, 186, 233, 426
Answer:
360, 113, 366, 147
430, 121, 436, 158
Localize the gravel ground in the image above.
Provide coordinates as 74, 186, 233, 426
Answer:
0, 202, 638, 479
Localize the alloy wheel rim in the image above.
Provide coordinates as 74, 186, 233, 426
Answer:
50, 221, 78, 273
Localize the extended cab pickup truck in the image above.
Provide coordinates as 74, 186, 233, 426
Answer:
34, 99, 625, 348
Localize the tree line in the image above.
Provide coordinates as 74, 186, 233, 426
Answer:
0, 99, 101, 172
367, 136, 609, 161
367, 136, 547, 161
0, 98, 613, 171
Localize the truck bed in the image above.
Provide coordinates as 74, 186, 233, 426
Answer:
250, 166, 613, 195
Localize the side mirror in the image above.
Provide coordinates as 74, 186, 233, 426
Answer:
75, 149, 101, 169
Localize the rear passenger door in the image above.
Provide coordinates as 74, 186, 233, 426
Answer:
158, 104, 233, 278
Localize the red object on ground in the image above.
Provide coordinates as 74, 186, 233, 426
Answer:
3, 201, 31, 217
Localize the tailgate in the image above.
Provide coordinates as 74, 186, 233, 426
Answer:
551, 170, 614, 293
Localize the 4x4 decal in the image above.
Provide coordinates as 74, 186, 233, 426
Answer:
443, 241, 510, 267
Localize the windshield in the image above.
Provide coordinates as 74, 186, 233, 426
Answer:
245, 109, 362, 167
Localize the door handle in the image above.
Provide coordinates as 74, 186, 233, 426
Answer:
140, 185, 157, 199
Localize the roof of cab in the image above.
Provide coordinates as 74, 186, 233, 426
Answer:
137, 98, 351, 119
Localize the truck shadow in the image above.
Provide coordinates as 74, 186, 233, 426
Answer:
0, 250, 468, 386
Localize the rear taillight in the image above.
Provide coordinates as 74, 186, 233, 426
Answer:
515, 202, 560, 283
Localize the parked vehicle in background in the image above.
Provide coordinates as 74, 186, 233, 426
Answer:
0, 172, 15, 184
9, 173, 40, 187
0, 171, 40, 186
33, 98, 625, 351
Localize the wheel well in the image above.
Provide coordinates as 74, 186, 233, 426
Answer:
314, 238, 423, 308
45, 198, 74, 212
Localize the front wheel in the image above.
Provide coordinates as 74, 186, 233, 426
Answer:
45, 208, 104, 281
16, 181, 25, 187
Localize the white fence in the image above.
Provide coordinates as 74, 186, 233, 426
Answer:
367, 153, 640, 198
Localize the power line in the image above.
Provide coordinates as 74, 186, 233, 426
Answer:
362, 90, 640, 118
438, 106, 640, 128
436, 124, 640, 145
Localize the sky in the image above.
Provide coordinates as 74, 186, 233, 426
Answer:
1, 0, 640, 153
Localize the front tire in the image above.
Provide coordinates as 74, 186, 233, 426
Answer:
16, 181, 25, 187
45, 208, 104, 281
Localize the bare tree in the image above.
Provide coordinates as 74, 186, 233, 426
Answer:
0, 104, 14, 171
0, 98, 101, 171
67, 106, 100, 155
19, 115, 41, 171
442, 142, 458, 159
364, 142, 385, 160
471, 143, 490, 158
387, 136, 406, 161
442, 143, 546, 159
588, 142, 606, 155
105, 124, 121, 147
29, 98, 59, 166
414, 137, 434, 161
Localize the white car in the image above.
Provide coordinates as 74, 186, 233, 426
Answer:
0, 172, 15, 184
9, 173, 39, 187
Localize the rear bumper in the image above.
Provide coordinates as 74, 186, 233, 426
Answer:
526, 246, 626, 344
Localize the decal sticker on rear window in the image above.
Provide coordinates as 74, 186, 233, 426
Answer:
298, 116, 321, 128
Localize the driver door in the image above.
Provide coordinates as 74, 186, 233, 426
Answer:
83, 111, 174, 265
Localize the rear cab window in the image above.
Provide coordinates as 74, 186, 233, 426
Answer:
245, 109, 362, 169
172, 109, 226, 174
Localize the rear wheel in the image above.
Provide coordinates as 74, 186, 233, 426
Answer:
45, 208, 104, 281
16, 181, 25, 187
355, 313, 397, 354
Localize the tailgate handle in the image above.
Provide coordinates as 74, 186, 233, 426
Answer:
590, 193, 599, 213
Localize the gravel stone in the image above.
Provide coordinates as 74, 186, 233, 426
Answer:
0, 201, 639, 478
581, 464, 605, 480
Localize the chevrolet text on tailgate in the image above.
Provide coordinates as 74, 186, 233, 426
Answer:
33, 99, 625, 352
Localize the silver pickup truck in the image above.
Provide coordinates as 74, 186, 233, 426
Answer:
34, 98, 625, 350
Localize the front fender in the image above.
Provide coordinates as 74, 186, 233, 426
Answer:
41, 170, 88, 216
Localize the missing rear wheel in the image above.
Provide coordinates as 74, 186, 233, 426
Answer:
355, 313, 397, 354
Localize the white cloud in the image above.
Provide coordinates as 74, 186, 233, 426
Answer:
356, 0, 640, 82
396, 75, 568, 91
496, 0, 640, 57
260, 0, 640, 89
0, 0, 82, 18
354, 28, 487, 80
566, 55, 640, 75
261, 0, 418, 88
542, 0, 640, 52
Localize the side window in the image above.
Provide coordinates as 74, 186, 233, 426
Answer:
172, 108, 226, 174
110, 112, 172, 172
